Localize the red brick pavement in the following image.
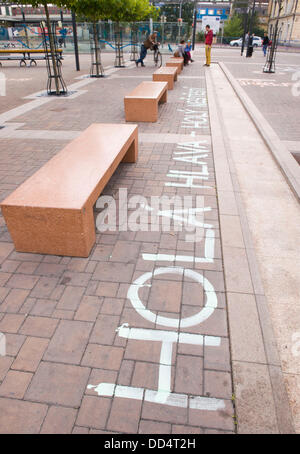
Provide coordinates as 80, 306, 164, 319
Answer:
0, 53, 235, 434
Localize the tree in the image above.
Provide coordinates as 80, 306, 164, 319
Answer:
158, 1, 194, 26
14, 1, 72, 95
106, 0, 159, 67
223, 14, 243, 38
69, 0, 109, 76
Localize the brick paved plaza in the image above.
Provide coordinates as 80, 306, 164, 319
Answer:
0, 46, 299, 435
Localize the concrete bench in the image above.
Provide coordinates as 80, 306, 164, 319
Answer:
166, 57, 184, 74
124, 81, 168, 123
0, 124, 138, 258
153, 66, 178, 90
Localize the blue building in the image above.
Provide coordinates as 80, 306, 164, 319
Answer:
196, 3, 230, 33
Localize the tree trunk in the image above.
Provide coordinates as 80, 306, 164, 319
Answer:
45, 3, 60, 95
93, 21, 100, 77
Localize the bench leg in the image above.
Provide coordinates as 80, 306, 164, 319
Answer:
160, 89, 168, 104
122, 131, 138, 163
1, 205, 96, 258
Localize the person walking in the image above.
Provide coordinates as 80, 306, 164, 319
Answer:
262, 32, 270, 57
246, 33, 254, 58
204, 25, 213, 67
136, 31, 159, 67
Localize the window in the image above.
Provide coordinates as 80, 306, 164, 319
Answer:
208, 9, 214, 15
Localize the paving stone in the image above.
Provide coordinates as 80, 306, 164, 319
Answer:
19, 316, 59, 338
12, 337, 49, 372
25, 362, 90, 407
86, 369, 118, 396
81, 344, 124, 370
0, 313, 26, 334
0, 289, 30, 313
40, 406, 77, 434
30, 277, 59, 299
44, 320, 93, 365
93, 262, 135, 283
96, 282, 119, 298
139, 420, 172, 434
108, 397, 143, 434
57, 286, 85, 311
74, 295, 102, 322
148, 280, 182, 313
0, 398, 48, 434
174, 356, 203, 395
90, 315, 120, 345
4, 333, 26, 356
0, 370, 33, 399
204, 370, 232, 399
76, 396, 111, 429
100, 297, 125, 315
6, 274, 39, 290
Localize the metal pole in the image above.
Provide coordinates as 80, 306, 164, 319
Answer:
246, 0, 256, 56
72, 11, 80, 71
241, 7, 249, 56
192, 3, 197, 50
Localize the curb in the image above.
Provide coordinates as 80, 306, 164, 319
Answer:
205, 65, 295, 434
219, 61, 300, 204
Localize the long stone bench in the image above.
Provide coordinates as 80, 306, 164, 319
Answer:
124, 81, 168, 123
153, 66, 178, 90
166, 57, 184, 74
0, 123, 138, 257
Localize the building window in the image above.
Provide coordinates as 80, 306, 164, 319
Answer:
208, 9, 214, 15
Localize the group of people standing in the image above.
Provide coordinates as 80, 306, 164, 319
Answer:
136, 25, 214, 68
245, 32, 270, 58
136, 26, 269, 68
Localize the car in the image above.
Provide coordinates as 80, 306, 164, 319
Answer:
230, 36, 262, 47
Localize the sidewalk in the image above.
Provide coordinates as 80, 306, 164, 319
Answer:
0, 49, 298, 434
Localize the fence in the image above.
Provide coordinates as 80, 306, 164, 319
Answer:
0, 22, 192, 54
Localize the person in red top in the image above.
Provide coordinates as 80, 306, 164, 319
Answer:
204, 25, 213, 67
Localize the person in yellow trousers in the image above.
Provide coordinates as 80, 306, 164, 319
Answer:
204, 25, 213, 67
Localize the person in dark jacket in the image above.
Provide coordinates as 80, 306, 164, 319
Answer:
262, 33, 270, 56
246, 33, 254, 58
136, 31, 159, 67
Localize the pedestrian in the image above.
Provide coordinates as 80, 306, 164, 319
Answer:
136, 31, 159, 67
246, 33, 254, 58
204, 25, 213, 67
262, 32, 270, 57
185, 39, 194, 63
174, 39, 189, 66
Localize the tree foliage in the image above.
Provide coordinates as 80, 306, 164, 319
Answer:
69, 0, 158, 23
158, 2, 194, 26
223, 14, 243, 38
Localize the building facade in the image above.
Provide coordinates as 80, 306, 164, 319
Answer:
196, 2, 231, 33
268, 0, 300, 43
